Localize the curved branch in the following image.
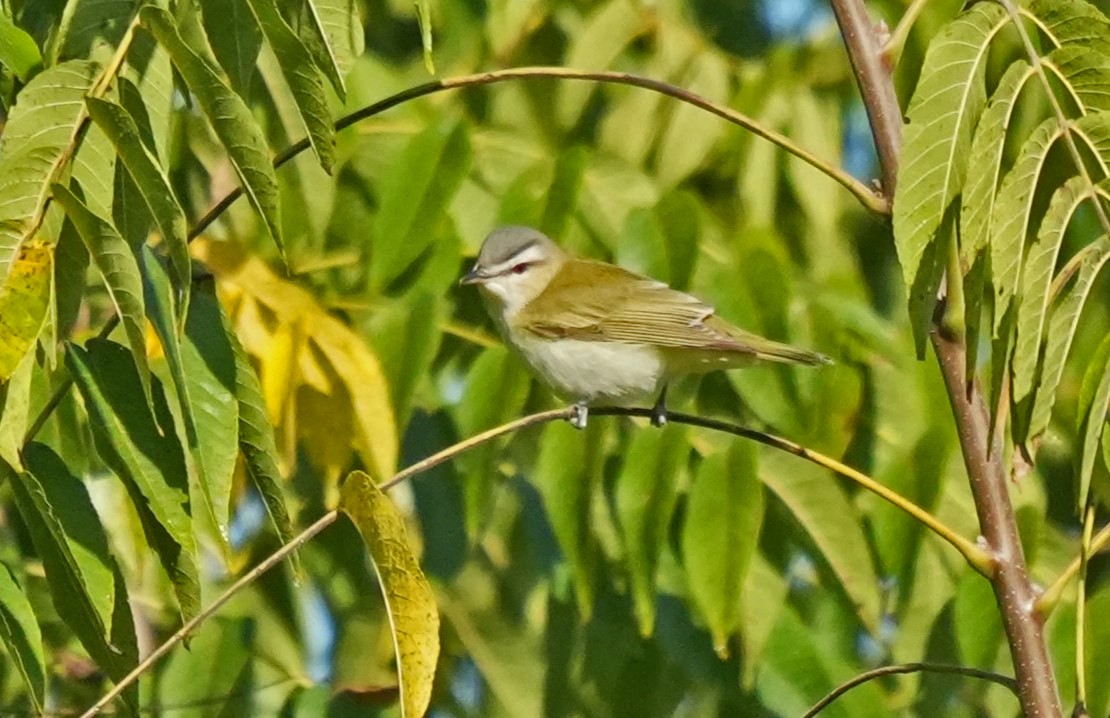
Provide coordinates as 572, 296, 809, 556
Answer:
802, 663, 1017, 718
81, 404, 988, 717
1037, 520, 1110, 617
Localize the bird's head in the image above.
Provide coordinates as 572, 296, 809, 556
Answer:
461, 226, 567, 314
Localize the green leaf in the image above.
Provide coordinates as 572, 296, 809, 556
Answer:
339, 471, 440, 718
370, 121, 471, 289
53, 218, 90, 343
0, 10, 42, 81
1077, 334, 1110, 510
364, 292, 443, 427
0, 60, 98, 283
197, 0, 261, 97
960, 59, 1033, 266
1031, 0, 1110, 55
615, 424, 688, 637
557, 0, 645, 128
760, 451, 881, 630
892, 2, 1006, 290
245, 0, 335, 172
86, 96, 191, 321
1027, 237, 1110, 442
415, 0, 434, 74
53, 0, 137, 61
4, 444, 138, 709
228, 320, 300, 573
1045, 45, 1110, 113
158, 617, 254, 718
538, 145, 588, 241
0, 563, 45, 712
533, 421, 597, 617
682, 441, 763, 658
51, 182, 154, 413
298, 0, 362, 91
1012, 177, 1094, 406
655, 52, 728, 187
140, 5, 285, 256
66, 339, 201, 620
0, 240, 52, 381
0, 352, 34, 468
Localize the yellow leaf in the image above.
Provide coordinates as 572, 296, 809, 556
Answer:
261, 319, 301, 424
339, 471, 439, 718
0, 241, 53, 380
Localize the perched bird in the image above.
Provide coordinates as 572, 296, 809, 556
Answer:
461, 226, 831, 429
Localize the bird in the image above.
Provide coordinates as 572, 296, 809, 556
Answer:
460, 226, 831, 429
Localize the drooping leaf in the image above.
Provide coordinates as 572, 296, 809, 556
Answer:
1027, 238, 1110, 442
893, 2, 1006, 290
415, 0, 434, 74
615, 424, 689, 637
53, 219, 90, 344
140, 6, 285, 255
197, 0, 262, 97
364, 292, 443, 428
760, 451, 881, 631
682, 441, 763, 659
370, 121, 471, 290
1012, 177, 1096, 406
0, 239, 52, 381
245, 0, 335, 172
339, 471, 439, 718
0, 564, 44, 712
960, 59, 1033, 266
66, 339, 201, 620
1077, 334, 1110, 510
1031, 0, 1110, 55
655, 52, 728, 187
538, 145, 588, 242
533, 421, 597, 618
228, 321, 300, 572
0, 352, 34, 468
4, 444, 138, 710
158, 616, 254, 718
296, 0, 362, 91
51, 182, 154, 412
0, 60, 97, 284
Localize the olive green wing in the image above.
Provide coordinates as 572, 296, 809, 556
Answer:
519, 261, 829, 365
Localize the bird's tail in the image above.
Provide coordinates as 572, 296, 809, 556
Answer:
749, 338, 832, 366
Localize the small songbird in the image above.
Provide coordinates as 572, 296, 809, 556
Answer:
461, 226, 831, 429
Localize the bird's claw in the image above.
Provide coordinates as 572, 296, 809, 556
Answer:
570, 404, 589, 430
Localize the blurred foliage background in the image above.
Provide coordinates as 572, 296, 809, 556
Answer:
0, 0, 1109, 716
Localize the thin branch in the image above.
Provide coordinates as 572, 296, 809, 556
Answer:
1075, 505, 1096, 707
1038, 520, 1110, 617
82, 404, 988, 716
78, 512, 337, 718
882, 0, 932, 67
802, 662, 1017, 718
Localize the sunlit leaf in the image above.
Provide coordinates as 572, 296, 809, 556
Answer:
0, 9, 42, 81
140, 6, 285, 255
51, 182, 154, 412
893, 2, 1006, 290
655, 52, 728, 187
0, 352, 34, 469
0, 563, 44, 712
0, 60, 97, 284
615, 424, 688, 637
683, 441, 762, 658
339, 471, 439, 718
415, 0, 434, 74
53, 0, 136, 61
66, 339, 201, 620
1077, 334, 1110, 510
0, 240, 52, 381
298, 0, 362, 90
86, 96, 191, 320
245, 0, 336, 172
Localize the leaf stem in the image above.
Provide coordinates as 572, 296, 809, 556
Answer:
802, 662, 1017, 718
1075, 504, 1096, 709
881, 0, 931, 67
1037, 520, 1110, 616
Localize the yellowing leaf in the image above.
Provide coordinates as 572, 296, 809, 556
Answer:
339, 471, 439, 718
0, 240, 53, 380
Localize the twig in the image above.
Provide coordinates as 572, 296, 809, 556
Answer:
801, 662, 1017, 718
882, 0, 932, 67
80, 404, 987, 716
1074, 505, 1096, 708
1037, 520, 1110, 616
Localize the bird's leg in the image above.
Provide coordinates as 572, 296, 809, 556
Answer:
570, 403, 589, 430
651, 385, 669, 427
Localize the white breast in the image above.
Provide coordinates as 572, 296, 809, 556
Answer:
510, 334, 665, 405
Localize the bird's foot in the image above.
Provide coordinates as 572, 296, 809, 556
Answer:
569, 403, 589, 430
650, 391, 668, 428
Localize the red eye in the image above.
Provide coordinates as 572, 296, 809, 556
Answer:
511, 263, 529, 274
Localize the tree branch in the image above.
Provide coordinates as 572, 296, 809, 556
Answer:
802, 662, 1017, 718
829, 0, 1063, 713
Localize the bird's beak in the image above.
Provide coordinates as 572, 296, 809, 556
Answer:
460, 266, 487, 286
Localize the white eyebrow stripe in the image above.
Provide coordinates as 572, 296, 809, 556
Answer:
486, 245, 548, 275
